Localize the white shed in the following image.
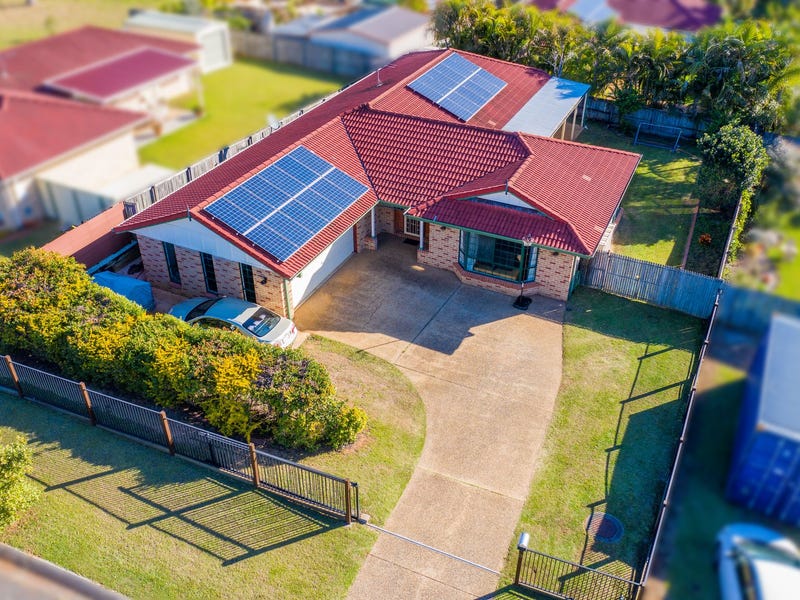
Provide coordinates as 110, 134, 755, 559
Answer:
125, 10, 232, 73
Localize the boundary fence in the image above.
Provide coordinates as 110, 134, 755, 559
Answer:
513, 289, 722, 600
0, 356, 359, 523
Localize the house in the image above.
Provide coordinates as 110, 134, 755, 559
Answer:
116, 49, 640, 317
125, 10, 233, 73
0, 26, 201, 120
532, 0, 722, 32
0, 89, 154, 231
270, 5, 433, 76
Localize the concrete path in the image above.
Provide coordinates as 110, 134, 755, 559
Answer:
295, 238, 564, 598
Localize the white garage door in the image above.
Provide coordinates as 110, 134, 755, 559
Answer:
291, 229, 354, 308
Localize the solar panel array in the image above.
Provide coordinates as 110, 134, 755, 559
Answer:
204, 146, 368, 262
407, 53, 507, 122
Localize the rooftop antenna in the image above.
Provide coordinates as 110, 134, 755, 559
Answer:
375, 64, 396, 88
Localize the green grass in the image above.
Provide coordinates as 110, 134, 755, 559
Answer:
660, 359, 800, 599
0, 0, 163, 49
0, 336, 424, 598
504, 288, 703, 585
0, 220, 62, 257
579, 125, 702, 266
752, 200, 800, 301
138, 60, 346, 169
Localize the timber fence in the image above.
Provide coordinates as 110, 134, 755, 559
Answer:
0, 356, 359, 523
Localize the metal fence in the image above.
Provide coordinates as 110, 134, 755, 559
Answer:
514, 535, 642, 600
514, 289, 722, 599
581, 252, 723, 318
0, 356, 359, 523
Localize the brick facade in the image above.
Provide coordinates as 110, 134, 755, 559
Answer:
136, 234, 290, 315
375, 205, 397, 235
417, 225, 576, 302
354, 210, 374, 252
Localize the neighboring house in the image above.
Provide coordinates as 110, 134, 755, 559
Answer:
0, 26, 201, 121
125, 10, 233, 73
116, 49, 640, 317
0, 89, 158, 231
532, 0, 722, 32
270, 5, 432, 76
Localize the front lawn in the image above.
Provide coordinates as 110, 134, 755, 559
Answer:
139, 60, 347, 168
504, 289, 703, 584
579, 126, 702, 267
0, 335, 424, 598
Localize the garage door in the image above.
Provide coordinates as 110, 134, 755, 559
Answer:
291, 229, 354, 308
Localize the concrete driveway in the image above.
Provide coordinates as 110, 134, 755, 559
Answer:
295, 236, 564, 598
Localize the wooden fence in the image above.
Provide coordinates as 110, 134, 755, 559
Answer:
581, 252, 722, 318
585, 97, 707, 140
0, 356, 359, 523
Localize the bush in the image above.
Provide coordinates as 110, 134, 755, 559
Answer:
698, 124, 769, 192
0, 437, 39, 529
0, 250, 365, 450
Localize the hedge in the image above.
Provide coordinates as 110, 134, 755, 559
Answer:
0, 249, 365, 450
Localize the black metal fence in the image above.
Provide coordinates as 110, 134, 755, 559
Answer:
0, 356, 359, 523
514, 534, 641, 600
513, 289, 723, 600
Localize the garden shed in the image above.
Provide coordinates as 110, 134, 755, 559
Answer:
125, 10, 232, 73
726, 314, 800, 525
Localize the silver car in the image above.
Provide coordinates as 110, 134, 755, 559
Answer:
717, 523, 800, 600
169, 297, 298, 348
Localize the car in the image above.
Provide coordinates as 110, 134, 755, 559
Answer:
169, 297, 298, 348
717, 523, 800, 600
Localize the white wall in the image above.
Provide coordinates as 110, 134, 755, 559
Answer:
133, 218, 270, 270
114, 70, 196, 116
38, 134, 140, 191
0, 178, 43, 231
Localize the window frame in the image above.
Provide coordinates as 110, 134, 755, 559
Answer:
458, 231, 538, 283
240, 263, 256, 303
200, 252, 218, 294
163, 242, 181, 284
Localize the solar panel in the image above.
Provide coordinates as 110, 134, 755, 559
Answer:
204, 146, 368, 262
407, 53, 506, 122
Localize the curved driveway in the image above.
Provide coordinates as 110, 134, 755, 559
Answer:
295, 238, 564, 598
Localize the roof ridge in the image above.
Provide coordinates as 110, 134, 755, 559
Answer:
44, 46, 188, 86
518, 132, 642, 159
0, 87, 145, 117
366, 48, 449, 108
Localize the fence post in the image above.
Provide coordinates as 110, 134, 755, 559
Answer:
3, 356, 24, 398
78, 383, 96, 426
345, 479, 352, 525
248, 443, 260, 487
515, 532, 529, 585
159, 411, 175, 455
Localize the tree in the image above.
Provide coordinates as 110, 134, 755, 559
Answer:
698, 124, 769, 192
0, 437, 39, 530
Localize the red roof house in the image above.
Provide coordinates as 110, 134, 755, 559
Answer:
116, 49, 640, 316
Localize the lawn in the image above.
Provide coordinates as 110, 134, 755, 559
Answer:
0, 0, 162, 49
138, 60, 347, 169
0, 220, 62, 257
0, 335, 424, 598
751, 199, 800, 301
579, 125, 702, 267
503, 288, 703, 586
657, 357, 800, 598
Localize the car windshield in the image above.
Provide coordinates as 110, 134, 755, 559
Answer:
738, 540, 800, 567
243, 308, 280, 337
186, 298, 221, 321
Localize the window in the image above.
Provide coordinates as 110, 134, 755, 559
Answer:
404, 216, 420, 237
458, 231, 538, 283
163, 242, 181, 284
200, 252, 218, 294
240, 263, 256, 303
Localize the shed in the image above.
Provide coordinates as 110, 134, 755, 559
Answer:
93, 270, 156, 311
726, 314, 800, 525
125, 10, 232, 73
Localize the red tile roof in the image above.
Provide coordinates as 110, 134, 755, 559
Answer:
117, 48, 640, 272
43, 203, 133, 268
372, 50, 551, 129
341, 108, 529, 207
0, 25, 198, 93
0, 89, 146, 179
47, 48, 196, 103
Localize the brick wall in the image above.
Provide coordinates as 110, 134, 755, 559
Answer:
136, 234, 289, 315
376, 206, 397, 235
417, 226, 576, 301
355, 211, 374, 252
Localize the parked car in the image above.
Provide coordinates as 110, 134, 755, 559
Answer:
717, 523, 800, 600
169, 297, 297, 348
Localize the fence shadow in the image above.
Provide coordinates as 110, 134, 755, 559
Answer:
3, 395, 341, 565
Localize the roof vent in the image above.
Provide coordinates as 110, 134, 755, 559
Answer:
582, 174, 592, 182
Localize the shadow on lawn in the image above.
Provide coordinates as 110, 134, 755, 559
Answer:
1, 395, 341, 565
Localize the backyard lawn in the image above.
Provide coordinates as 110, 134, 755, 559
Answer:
504, 289, 703, 585
0, 220, 62, 257
579, 125, 702, 267
0, 0, 162, 49
750, 199, 800, 301
0, 336, 424, 598
138, 60, 347, 169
